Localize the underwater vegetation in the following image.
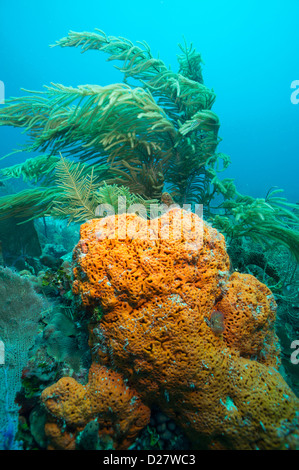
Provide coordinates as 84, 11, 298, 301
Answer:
0, 29, 298, 450
0, 29, 298, 260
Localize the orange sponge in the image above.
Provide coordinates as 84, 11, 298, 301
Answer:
215, 271, 280, 367
42, 208, 299, 449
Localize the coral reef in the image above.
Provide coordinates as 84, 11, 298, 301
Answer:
41, 208, 299, 450
0, 28, 297, 451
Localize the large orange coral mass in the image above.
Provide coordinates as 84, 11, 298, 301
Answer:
42, 208, 299, 449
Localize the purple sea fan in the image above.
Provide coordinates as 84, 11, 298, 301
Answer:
205, 310, 225, 335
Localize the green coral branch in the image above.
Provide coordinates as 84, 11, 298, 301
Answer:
96, 182, 158, 217
0, 83, 177, 197
0, 155, 59, 184
177, 39, 204, 83
0, 155, 159, 224
0, 186, 57, 221
50, 156, 100, 224
0, 30, 222, 203
0, 83, 175, 156
53, 29, 215, 118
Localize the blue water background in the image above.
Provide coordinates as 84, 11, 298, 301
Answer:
0, 0, 298, 202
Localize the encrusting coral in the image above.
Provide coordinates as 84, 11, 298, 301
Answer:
41, 208, 299, 450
